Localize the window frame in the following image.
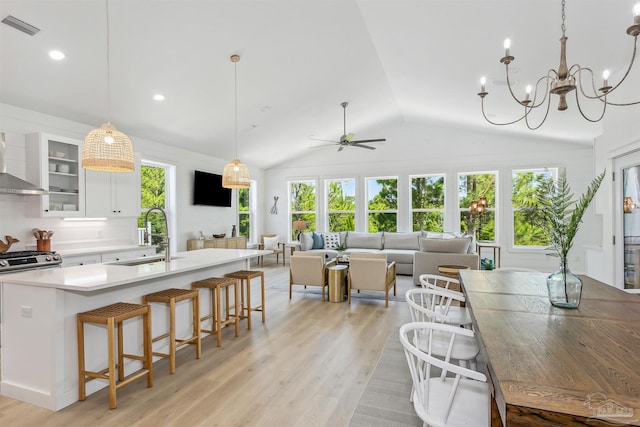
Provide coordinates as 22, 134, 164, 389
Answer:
410, 173, 446, 232
457, 170, 498, 242
289, 179, 318, 240
365, 175, 399, 233
237, 179, 256, 244
511, 167, 558, 249
325, 178, 356, 232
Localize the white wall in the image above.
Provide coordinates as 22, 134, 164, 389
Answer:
264, 121, 596, 273
590, 106, 640, 287
0, 103, 264, 253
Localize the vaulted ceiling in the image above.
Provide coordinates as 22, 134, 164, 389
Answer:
1, 0, 638, 169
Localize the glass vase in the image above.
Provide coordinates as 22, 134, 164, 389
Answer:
546, 258, 582, 309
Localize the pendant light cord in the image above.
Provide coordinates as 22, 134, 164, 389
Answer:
105, 0, 112, 124
234, 57, 238, 159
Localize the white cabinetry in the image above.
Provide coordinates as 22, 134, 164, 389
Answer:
26, 133, 85, 217
61, 254, 102, 267
100, 247, 157, 263
84, 154, 140, 217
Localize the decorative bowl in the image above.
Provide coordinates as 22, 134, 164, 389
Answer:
212, 233, 226, 238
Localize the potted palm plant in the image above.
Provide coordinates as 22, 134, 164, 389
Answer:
536, 169, 605, 308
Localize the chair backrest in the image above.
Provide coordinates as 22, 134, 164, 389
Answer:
292, 251, 325, 258
405, 287, 465, 324
399, 322, 487, 426
348, 255, 388, 290
290, 252, 325, 286
420, 273, 459, 290
349, 252, 387, 260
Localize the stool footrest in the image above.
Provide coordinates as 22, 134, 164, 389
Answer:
115, 369, 152, 390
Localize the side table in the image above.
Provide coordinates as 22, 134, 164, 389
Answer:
476, 241, 501, 269
437, 264, 469, 306
327, 265, 348, 302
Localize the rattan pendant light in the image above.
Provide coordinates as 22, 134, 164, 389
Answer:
82, 0, 134, 172
222, 54, 250, 189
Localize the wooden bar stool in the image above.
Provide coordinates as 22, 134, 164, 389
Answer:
224, 270, 265, 330
142, 288, 201, 374
77, 302, 153, 409
192, 277, 239, 347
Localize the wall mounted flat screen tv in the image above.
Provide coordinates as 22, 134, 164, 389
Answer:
193, 170, 232, 207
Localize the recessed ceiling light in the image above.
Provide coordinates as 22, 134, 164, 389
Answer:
153, 94, 165, 101
49, 50, 65, 60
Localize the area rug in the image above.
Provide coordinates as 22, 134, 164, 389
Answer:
349, 327, 421, 426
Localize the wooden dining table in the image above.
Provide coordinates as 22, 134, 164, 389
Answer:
459, 270, 640, 427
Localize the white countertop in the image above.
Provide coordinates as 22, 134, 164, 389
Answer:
0, 248, 268, 292
55, 245, 156, 256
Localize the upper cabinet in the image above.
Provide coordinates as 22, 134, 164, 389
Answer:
26, 133, 85, 217
84, 153, 140, 217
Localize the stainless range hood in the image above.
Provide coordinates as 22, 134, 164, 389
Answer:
0, 132, 48, 195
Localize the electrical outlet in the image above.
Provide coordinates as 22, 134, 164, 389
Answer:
20, 306, 32, 318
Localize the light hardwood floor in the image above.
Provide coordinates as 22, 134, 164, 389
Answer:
0, 263, 413, 427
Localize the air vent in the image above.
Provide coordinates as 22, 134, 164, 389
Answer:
2, 15, 40, 36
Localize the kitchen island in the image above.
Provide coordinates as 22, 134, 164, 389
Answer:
0, 248, 269, 411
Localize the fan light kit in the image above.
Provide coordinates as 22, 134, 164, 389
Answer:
310, 102, 386, 151
477, 0, 640, 129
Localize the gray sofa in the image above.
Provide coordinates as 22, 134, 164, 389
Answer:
298, 231, 479, 282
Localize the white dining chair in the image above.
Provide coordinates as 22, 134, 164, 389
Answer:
419, 274, 473, 328
399, 322, 489, 427
405, 288, 480, 365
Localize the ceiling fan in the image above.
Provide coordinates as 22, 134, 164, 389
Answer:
310, 102, 386, 151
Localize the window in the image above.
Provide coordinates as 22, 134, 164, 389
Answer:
238, 180, 256, 243
326, 179, 356, 232
290, 180, 317, 240
138, 161, 169, 250
366, 177, 398, 232
411, 174, 445, 232
458, 172, 497, 241
512, 168, 557, 247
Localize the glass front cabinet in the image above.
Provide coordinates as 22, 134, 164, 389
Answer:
26, 133, 85, 217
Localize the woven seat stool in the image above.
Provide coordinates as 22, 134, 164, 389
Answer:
224, 270, 265, 330
77, 302, 153, 409
143, 288, 201, 374
192, 277, 239, 347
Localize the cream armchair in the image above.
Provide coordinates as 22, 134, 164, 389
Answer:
347, 253, 396, 307
289, 252, 334, 301
259, 234, 285, 266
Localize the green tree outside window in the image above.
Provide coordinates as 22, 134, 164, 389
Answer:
137, 164, 166, 250
327, 179, 355, 232
411, 175, 445, 232
367, 178, 398, 232
238, 187, 250, 240
290, 181, 317, 240
512, 169, 555, 246
459, 173, 496, 241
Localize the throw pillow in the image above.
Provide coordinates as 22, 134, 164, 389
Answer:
263, 236, 279, 250
419, 237, 470, 254
312, 232, 324, 249
300, 232, 314, 251
322, 233, 340, 249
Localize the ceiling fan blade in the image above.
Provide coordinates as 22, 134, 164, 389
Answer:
309, 143, 338, 149
338, 145, 345, 152
309, 138, 339, 144
351, 138, 386, 144
353, 144, 376, 150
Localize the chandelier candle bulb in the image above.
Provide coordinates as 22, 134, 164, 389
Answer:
503, 38, 511, 56
635, 3, 640, 22
480, 77, 486, 92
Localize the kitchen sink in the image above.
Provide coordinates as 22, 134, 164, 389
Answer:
110, 256, 184, 266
